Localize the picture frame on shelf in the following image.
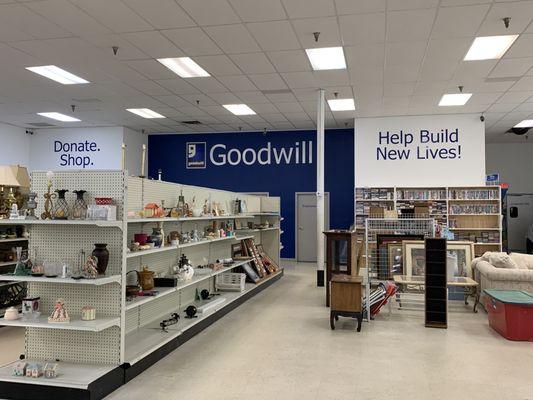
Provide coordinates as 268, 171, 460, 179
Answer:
376, 234, 424, 279
446, 241, 475, 278
403, 240, 426, 277
387, 242, 403, 276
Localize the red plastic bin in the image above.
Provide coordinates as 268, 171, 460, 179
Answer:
484, 289, 533, 341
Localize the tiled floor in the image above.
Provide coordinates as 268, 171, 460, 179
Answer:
107, 262, 533, 400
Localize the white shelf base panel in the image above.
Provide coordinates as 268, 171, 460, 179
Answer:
0, 315, 120, 332
0, 220, 123, 228
0, 274, 121, 285
125, 269, 283, 364
0, 361, 117, 389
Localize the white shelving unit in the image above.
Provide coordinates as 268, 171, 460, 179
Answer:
355, 186, 502, 256
0, 171, 282, 399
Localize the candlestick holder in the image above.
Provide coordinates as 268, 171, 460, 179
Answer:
41, 182, 55, 220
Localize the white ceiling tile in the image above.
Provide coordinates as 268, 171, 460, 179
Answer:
413, 81, 449, 96
122, 0, 195, 29
339, 13, 385, 45
418, 59, 458, 82
386, 9, 436, 42
180, 94, 218, 106
472, 79, 516, 93
490, 58, 533, 78
334, 0, 385, 14
385, 41, 426, 66
0, 3, 70, 39
229, 53, 276, 73
126, 60, 176, 80
384, 82, 416, 97
478, 2, 533, 36
441, 0, 492, 6
509, 76, 533, 91
274, 102, 304, 113
205, 24, 261, 54
26, 0, 110, 36
384, 65, 419, 83
431, 4, 490, 38
248, 73, 288, 91
314, 70, 350, 86
193, 55, 242, 76
82, 34, 149, 60
487, 102, 519, 113
425, 38, 471, 62
122, 31, 182, 58
127, 80, 173, 96
228, 0, 286, 22
257, 113, 288, 122
0, 43, 40, 67
282, 111, 311, 122
344, 44, 384, 68
154, 95, 191, 107
453, 60, 498, 82
188, 77, 229, 93
71, 0, 153, 32
350, 66, 384, 85
264, 92, 298, 103
217, 75, 258, 91
268, 50, 311, 72
292, 17, 341, 48
281, 72, 316, 88
281, 0, 335, 18
468, 92, 502, 105
177, 0, 240, 25
497, 91, 533, 104
247, 20, 300, 51
155, 78, 201, 95
162, 27, 223, 56
250, 103, 281, 114
235, 91, 270, 103
513, 102, 533, 112
387, 0, 439, 10
505, 34, 533, 58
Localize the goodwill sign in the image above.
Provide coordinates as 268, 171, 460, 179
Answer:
355, 114, 486, 187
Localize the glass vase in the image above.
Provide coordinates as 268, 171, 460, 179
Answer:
53, 189, 69, 220
72, 190, 87, 220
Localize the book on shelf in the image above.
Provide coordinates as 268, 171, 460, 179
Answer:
449, 189, 499, 200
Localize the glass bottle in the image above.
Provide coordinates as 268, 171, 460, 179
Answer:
72, 190, 87, 220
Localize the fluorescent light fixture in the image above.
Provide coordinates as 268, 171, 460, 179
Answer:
438, 93, 472, 106
514, 120, 533, 128
223, 104, 256, 116
26, 65, 89, 85
37, 112, 81, 122
157, 57, 210, 78
328, 98, 355, 111
126, 108, 166, 119
305, 47, 346, 70
464, 35, 519, 61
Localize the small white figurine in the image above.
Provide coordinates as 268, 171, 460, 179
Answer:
9, 204, 19, 219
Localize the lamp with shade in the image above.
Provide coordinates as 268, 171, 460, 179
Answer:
10, 165, 30, 209
0, 166, 20, 219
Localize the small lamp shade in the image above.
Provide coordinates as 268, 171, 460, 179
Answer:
0, 166, 20, 187
10, 165, 30, 189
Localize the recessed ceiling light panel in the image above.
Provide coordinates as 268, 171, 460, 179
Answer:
514, 120, 533, 128
223, 104, 256, 116
328, 98, 355, 111
305, 47, 346, 70
37, 112, 81, 122
438, 93, 472, 106
126, 108, 166, 119
157, 57, 210, 78
26, 65, 89, 85
464, 35, 519, 61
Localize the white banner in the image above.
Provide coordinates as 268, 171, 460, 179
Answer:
30, 127, 123, 171
355, 114, 485, 187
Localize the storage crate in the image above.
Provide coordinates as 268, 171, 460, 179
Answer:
484, 289, 533, 341
215, 273, 246, 292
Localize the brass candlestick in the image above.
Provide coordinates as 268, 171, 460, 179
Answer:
41, 180, 55, 220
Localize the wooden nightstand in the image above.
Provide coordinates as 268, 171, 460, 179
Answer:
330, 274, 363, 332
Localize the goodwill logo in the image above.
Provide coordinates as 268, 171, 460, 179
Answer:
186, 141, 313, 168
376, 128, 462, 161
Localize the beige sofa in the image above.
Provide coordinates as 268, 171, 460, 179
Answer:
472, 252, 533, 309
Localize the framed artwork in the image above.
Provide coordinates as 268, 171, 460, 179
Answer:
376, 234, 424, 279
387, 243, 403, 276
447, 241, 475, 278
403, 240, 475, 278
402, 240, 426, 277
231, 243, 243, 258
234, 219, 242, 230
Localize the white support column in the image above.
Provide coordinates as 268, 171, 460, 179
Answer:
317, 89, 325, 287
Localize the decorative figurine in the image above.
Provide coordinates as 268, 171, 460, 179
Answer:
72, 190, 87, 220
177, 190, 185, 216
81, 306, 96, 321
83, 255, 99, 279
44, 363, 59, 379
48, 298, 70, 323
9, 204, 19, 219
4, 307, 20, 320
13, 247, 31, 276
52, 189, 69, 220
41, 171, 54, 220
174, 254, 194, 281
12, 362, 27, 376
26, 363, 43, 378
144, 203, 164, 218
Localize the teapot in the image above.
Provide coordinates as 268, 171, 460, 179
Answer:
138, 266, 155, 290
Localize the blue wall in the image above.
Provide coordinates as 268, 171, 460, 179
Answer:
148, 129, 354, 259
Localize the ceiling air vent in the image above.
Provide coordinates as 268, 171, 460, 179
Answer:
27, 122, 56, 127
181, 120, 202, 125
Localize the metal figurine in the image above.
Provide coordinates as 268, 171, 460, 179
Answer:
41, 171, 55, 220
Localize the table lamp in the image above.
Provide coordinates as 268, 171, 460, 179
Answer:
0, 165, 20, 218
10, 165, 30, 209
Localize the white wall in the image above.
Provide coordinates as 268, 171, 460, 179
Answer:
486, 143, 533, 193
123, 127, 148, 177
0, 122, 30, 166
30, 127, 123, 171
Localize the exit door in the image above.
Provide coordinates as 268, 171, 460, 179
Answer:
507, 194, 533, 252
296, 193, 330, 262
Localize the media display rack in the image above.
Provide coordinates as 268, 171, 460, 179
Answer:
0, 170, 282, 400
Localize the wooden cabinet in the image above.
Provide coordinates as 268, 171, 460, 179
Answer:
330, 274, 363, 331
425, 238, 447, 329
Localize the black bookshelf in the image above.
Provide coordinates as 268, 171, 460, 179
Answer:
425, 238, 447, 328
